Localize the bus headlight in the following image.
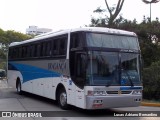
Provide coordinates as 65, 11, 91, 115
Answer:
87, 91, 106, 96
132, 90, 142, 95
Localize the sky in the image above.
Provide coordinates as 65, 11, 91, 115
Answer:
0, 0, 160, 33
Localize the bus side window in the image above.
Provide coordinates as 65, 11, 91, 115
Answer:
30, 45, 35, 58
70, 32, 83, 50
14, 48, 18, 59
22, 46, 27, 58
41, 42, 46, 57
8, 48, 12, 59
46, 41, 52, 56
18, 47, 22, 58
34, 44, 38, 57
37, 44, 41, 57
53, 39, 59, 56
26, 46, 31, 58
30, 44, 37, 58
70, 33, 79, 49
59, 37, 67, 55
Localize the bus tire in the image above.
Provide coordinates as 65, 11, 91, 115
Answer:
58, 88, 69, 110
16, 80, 22, 95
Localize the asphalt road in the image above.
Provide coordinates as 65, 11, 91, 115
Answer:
0, 80, 159, 120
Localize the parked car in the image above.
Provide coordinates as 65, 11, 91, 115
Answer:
0, 69, 6, 80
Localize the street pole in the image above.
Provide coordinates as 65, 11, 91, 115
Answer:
150, 2, 151, 23
142, 0, 160, 41
150, 2, 152, 41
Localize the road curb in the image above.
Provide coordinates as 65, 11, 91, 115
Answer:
141, 102, 160, 107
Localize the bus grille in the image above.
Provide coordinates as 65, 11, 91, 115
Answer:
106, 91, 118, 94
106, 91, 132, 94
121, 91, 132, 94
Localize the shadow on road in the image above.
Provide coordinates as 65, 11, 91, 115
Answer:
0, 87, 123, 117
0, 88, 24, 99
18, 91, 121, 117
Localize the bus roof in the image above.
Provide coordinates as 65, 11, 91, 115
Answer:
9, 27, 137, 47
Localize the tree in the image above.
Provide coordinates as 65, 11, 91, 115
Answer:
1, 30, 32, 58
4, 30, 32, 45
90, 0, 125, 27
105, 0, 125, 27
0, 28, 32, 69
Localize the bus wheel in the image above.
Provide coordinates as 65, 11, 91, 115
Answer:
58, 88, 69, 109
17, 81, 22, 95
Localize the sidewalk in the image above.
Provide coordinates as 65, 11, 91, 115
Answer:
141, 102, 160, 107
0, 79, 9, 89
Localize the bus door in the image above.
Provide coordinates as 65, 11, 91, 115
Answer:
69, 51, 87, 108
74, 53, 86, 108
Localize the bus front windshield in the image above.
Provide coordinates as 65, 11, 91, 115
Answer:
86, 51, 141, 86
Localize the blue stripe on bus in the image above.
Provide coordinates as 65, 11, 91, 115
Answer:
120, 86, 142, 90
9, 62, 61, 83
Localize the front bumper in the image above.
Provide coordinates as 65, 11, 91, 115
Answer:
86, 95, 142, 109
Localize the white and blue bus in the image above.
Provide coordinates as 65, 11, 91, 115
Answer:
7, 27, 142, 109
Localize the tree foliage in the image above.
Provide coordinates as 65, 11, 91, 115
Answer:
143, 65, 160, 100
90, 12, 160, 67
0, 28, 32, 69
1, 30, 32, 46
91, 0, 125, 27
90, 5, 160, 100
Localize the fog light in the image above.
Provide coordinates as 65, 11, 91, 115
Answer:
93, 100, 103, 104
92, 100, 103, 108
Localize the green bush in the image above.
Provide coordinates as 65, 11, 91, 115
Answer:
143, 65, 160, 100
0, 62, 6, 70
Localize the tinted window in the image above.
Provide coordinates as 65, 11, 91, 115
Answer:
59, 37, 67, 55
22, 46, 27, 58
46, 41, 52, 56
41, 42, 46, 56
18, 47, 22, 58
26, 46, 31, 58
37, 44, 41, 57
52, 39, 59, 56
30, 45, 35, 57
52, 35, 68, 56
86, 33, 139, 50
70, 32, 84, 49
9, 34, 68, 60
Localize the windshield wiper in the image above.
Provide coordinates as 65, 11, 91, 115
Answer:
105, 84, 111, 87
105, 82, 111, 87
